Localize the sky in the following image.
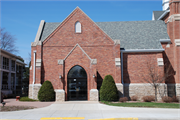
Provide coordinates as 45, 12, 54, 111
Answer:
0, 0, 163, 65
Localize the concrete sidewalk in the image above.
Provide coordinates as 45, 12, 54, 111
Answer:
0, 101, 180, 120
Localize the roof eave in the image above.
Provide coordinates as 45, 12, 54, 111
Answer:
0, 49, 23, 60
121, 49, 164, 53
157, 10, 170, 20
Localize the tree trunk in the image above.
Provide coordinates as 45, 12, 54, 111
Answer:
155, 86, 157, 101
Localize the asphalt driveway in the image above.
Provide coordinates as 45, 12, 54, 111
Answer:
0, 101, 179, 120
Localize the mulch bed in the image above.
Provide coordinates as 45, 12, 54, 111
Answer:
0, 106, 36, 112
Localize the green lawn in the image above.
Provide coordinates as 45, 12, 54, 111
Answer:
101, 101, 180, 108
19, 97, 38, 102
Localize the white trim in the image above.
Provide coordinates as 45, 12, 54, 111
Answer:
175, 39, 180, 46
121, 49, 164, 53
36, 59, 41, 67
91, 59, 97, 65
58, 59, 64, 65
114, 40, 120, 45
55, 89, 65, 92
159, 39, 171, 43
152, 12, 155, 20
90, 89, 98, 91
29, 84, 41, 87
64, 43, 91, 60
34, 20, 45, 42
157, 58, 164, 66
116, 83, 123, 86
157, 10, 170, 20
33, 51, 36, 84
115, 58, 121, 66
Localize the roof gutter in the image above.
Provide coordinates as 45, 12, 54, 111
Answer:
158, 10, 170, 20
121, 49, 164, 53
159, 39, 171, 43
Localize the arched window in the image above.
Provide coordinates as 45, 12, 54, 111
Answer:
67, 65, 87, 78
75, 21, 81, 33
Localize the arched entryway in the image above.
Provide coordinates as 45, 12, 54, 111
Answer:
67, 65, 87, 100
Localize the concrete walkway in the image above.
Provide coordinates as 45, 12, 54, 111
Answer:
0, 101, 180, 120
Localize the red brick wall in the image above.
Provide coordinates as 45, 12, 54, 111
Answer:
123, 53, 164, 83
160, 0, 180, 84
30, 8, 121, 100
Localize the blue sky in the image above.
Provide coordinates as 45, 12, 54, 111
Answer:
1, 0, 163, 65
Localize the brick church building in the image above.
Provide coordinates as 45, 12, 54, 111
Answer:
29, 0, 180, 101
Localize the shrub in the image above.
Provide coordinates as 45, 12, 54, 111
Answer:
119, 97, 128, 102
142, 95, 155, 102
162, 96, 173, 103
19, 97, 37, 102
172, 96, 179, 102
131, 95, 138, 101
38, 80, 55, 101
100, 75, 119, 101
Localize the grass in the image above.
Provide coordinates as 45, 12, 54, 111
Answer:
101, 101, 180, 108
19, 96, 38, 102
0, 106, 35, 112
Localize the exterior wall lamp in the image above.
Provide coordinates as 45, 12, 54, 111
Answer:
59, 75, 62, 79
93, 74, 96, 78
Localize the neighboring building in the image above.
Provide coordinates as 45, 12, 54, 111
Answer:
0, 49, 26, 95
29, 0, 180, 101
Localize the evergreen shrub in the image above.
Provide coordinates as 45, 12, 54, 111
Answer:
100, 75, 119, 101
38, 80, 55, 101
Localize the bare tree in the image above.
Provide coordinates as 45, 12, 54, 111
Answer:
142, 61, 173, 101
0, 28, 18, 54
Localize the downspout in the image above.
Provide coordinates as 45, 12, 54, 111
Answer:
32, 50, 36, 99
121, 52, 124, 97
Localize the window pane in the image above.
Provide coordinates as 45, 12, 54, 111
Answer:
68, 66, 87, 78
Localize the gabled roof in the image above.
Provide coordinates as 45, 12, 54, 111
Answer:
153, 11, 165, 20
40, 22, 61, 41
96, 20, 169, 50
38, 20, 169, 50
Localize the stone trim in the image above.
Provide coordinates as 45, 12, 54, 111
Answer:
58, 59, 64, 65
64, 44, 91, 60
30, 66, 32, 70
36, 59, 42, 67
90, 89, 99, 101
31, 41, 42, 46
55, 89, 65, 102
115, 58, 121, 66
123, 83, 166, 86
91, 59, 97, 65
28, 84, 42, 100
168, 14, 180, 22
29, 84, 42, 86
175, 39, 180, 46
114, 40, 120, 45
116, 83, 168, 101
157, 58, 164, 66
34, 20, 45, 42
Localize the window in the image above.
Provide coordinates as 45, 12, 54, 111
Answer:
11, 60, 15, 71
75, 21, 81, 33
3, 57, 9, 70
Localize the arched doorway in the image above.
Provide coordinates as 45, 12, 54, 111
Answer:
67, 65, 87, 100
